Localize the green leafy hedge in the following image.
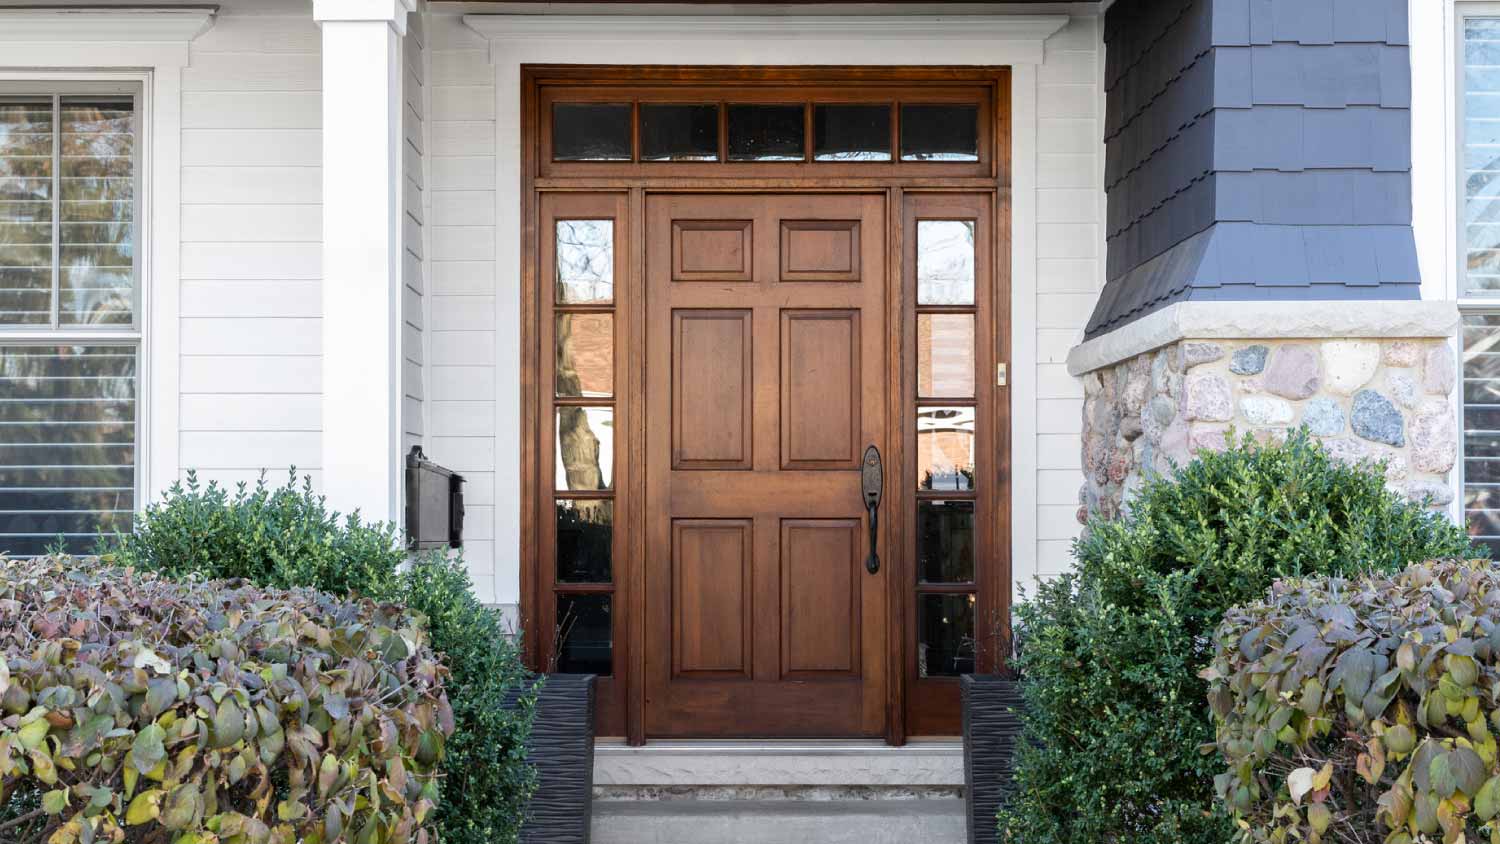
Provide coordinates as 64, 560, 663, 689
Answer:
999, 429, 1475, 844
101, 472, 538, 844
0, 556, 451, 844
1206, 558, 1500, 844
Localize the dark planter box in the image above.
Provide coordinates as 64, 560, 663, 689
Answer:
962, 674, 1025, 844
503, 673, 597, 844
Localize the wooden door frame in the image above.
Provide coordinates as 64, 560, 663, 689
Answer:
519, 65, 1012, 746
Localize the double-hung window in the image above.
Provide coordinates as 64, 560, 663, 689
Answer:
0, 84, 141, 555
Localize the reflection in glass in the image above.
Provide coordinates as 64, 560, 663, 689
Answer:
0, 345, 137, 555
555, 220, 613, 304
917, 314, 975, 398
814, 104, 891, 162
1464, 313, 1500, 556
0, 99, 54, 325
556, 594, 612, 675
917, 406, 975, 491
900, 104, 980, 162
1465, 21, 1500, 294
555, 407, 614, 491
552, 103, 631, 162
641, 104, 718, 162
555, 313, 613, 398
917, 500, 975, 583
727, 105, 804, 161
918, 594, 975, 677
917, 220, 976, 305
556, 499, 613, 583
60, 98, 135, 325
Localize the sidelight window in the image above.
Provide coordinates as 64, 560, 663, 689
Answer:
0, 89, 140, 556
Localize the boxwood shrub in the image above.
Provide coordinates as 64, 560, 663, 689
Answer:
1205, 558, 1500, 844
100, 472, 538, 844
999, 429, 1475, 844
0, 556, 451, 844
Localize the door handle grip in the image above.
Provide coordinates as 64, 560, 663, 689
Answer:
861, 445, 883, 575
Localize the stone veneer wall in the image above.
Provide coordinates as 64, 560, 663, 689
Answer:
1080, 338, 1457, 523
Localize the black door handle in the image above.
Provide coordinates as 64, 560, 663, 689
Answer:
861, 445, 883, 574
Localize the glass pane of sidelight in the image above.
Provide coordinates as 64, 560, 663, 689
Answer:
1464, 21, 1500, 294
640, 103, 719, 162
552, 103, 632, 162
916, 406, 975, 491
0, 99, 54, 325
813, 104, 891, 162
900, 104, 980, 162
917, 593, 975, 677
556, 593, 613, 675
917, 220, 976, 305
917, 313, 976, 398
555, 313, 614, 398
555, 407, 614, 491
727, 104, 804, 161
1464, 313, 1500, 556
917, 500, 975, 584
555, 219, 614, 304
60, 97, 135, 326
556, 499, 613, 584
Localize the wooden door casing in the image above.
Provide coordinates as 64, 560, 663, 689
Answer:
644, 193, 889, 737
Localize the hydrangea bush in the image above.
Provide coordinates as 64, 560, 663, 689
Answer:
0, 556, 452, 844
1206, 559, 1500, 844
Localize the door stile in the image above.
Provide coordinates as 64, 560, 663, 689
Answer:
627, 186, 648, 746
519, 66, 541, 666
988, 188, 1014, 674
885, 185, 908, 747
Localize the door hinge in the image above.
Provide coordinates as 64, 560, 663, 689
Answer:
996, 363, 1008, 387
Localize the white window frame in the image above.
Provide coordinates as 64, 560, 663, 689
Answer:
0, 8, 214, 504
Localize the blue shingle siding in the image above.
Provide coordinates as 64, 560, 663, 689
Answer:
1087, 0, 1420, 339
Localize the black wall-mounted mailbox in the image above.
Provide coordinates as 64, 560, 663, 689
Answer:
406, 446, 464, 551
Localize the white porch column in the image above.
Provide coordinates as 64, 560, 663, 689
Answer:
313, 0, 414, 524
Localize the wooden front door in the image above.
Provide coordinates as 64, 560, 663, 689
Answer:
644, 193, 889, 737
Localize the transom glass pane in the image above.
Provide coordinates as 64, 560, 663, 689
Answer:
555, 313, 614, 398
556, 594, 613, 675
916, 406, 975, 491
917, 594, 975, 677
553, 103, 632, 162
1465, 314, 1500, 556
917, 220, 976, 305
556, 499, 613, 583
727, 105, 804, 161
640, 103, 718, 162
0, 345, 137, 556
1465, 21, 1500, 295
555, 219, 614, 304
813, 104, 891, 162
901, 104, 979, 162
555, 407, 614, 491
60, 97, 134, 326
0, 99, 53, 325
917, 313, 975, 398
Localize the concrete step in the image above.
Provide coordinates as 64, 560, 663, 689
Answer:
592, 797, 966, 844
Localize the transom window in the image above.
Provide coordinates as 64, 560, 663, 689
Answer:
0, 85, 141, 556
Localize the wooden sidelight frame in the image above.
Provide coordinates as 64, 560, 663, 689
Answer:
520, 65, 1012, 745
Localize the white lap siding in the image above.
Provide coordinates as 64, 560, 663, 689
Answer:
178, 1, 324, 492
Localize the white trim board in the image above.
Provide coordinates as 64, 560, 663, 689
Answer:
462, 11, 1070, 605
0, 11, 214, 506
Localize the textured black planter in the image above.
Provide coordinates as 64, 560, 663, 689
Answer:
503, 673, 597, 844
962, 674, 1025, 844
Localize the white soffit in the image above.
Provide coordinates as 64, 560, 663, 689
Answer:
0, 7, 217, 42
463, 14, 1071, 65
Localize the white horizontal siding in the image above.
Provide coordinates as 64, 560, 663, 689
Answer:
403, 14, 430, 460
178, 8, 324, 478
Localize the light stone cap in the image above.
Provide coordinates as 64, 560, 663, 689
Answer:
593, 739, 964, 787
1066, 300, 1461, 376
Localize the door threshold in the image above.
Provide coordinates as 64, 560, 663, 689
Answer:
594, 738, 964, 787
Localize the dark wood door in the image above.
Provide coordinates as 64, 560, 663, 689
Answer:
644, 193, 889, 737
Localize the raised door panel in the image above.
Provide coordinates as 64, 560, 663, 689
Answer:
781, 310, 860, 469
780, 220, 861, 282
673, 519, 754, 678
780, 519, 861, 677
673, 309, 752, 470
673, 220, 753, 282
